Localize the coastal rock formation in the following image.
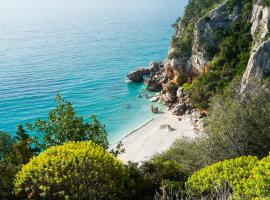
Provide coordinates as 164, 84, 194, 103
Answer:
241, 38, 270, 91
241, 1, 270, 92
172, 103, 186, 116
127, 67, 150, 82
191, 1, 239, 72
127, 62, 166, 91
148, 62, 163, 74
145, 62, 166, 92
128, 0, 270, 110
145, 79, 163, 92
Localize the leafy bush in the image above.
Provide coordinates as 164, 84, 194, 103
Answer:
241, 153, 270, 199
156, 138, 207, 173
140, 158, 188, 192
14, 141, 127, 200
186, 156, 258, 199
122, 159, 189, 200
0, 132, 14, 160
0, 161, 19, 200
205, 79, 270, 162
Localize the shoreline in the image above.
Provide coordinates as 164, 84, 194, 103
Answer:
111, 116, 157, 144
110, 110, 198, 163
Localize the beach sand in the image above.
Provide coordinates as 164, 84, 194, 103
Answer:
110, 111, 198, 163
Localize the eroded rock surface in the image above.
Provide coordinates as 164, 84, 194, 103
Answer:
191, 1, 240, 72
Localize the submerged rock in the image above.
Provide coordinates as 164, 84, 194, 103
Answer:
124, 104, 131, 109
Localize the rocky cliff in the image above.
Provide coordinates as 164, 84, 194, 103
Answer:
191, 0, 239, 73
128, 0, 270, 112
241, 1, 270, 91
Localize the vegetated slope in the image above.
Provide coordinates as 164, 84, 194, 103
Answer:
162, 0, 270, 109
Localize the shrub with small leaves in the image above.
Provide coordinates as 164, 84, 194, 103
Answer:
242, 153, 270, 199
14, 141, 127, 200
186, 156, 258, 199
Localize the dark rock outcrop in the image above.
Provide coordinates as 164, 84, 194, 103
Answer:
127, 67, 150, 82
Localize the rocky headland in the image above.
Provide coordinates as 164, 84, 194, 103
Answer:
128, 0, 270, 118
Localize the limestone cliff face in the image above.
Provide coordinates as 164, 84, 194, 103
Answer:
191, 1, 239, 73
165, 1, 240, 77
128, 0, 270, 105
241, 0, 270, 92
165, 0, 270, 92
241, 38, 270, 91
250, 1, 270, 47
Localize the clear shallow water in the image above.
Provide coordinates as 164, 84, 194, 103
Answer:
0, 0, 187, 142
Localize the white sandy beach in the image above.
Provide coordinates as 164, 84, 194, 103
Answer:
110, 111, 198, 163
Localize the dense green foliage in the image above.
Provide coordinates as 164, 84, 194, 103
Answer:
0, 126, 39, 200
160, 79, 270, 160
205, 79, 270, 161
27, 94, 109, 149
243, 153, 270, 199
140, 159, 188, 196
0, 95, 109, 199
186, 156, 258, 199
156, 138, 206, 172
261, 0, 270, 6
15, 141, 127, 200
185, 153, 270, 199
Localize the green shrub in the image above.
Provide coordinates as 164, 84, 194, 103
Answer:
14, 141, 127, 200
156, 138, 207, 173
0, 161, 19, 200
242, 153, 270, 199
182, 82, 192, 92
130, 158, 188, 200
205, 79, 270, 162
186, 156, 259, 199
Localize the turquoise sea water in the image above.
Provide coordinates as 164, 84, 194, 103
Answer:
0, 0, 187, 142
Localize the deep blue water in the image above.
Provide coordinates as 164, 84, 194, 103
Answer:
0, 0, 187, 142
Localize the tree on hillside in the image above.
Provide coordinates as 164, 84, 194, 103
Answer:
27, 94, 109, 149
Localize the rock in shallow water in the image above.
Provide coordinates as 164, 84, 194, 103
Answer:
151, 105, 159, 114
127, 67, 150, 82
